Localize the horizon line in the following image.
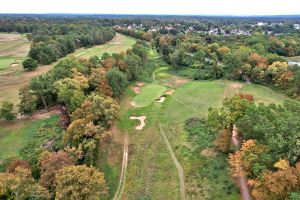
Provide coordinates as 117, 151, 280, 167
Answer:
1, 13, 300, 17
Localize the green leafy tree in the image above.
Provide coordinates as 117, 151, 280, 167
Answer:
207, 96, 251, 130
237, 101, 300, 163
23, 58, 38, 71
18, 84, 38, 115
54, 78, 86, 112
89, 56, 100, 67
73, 94, 119, 127
0, 101, 16, 121
106, 68, 128, 98
30, 73, 54, 109
125, 54, 143, 81
222, 52, 242, 79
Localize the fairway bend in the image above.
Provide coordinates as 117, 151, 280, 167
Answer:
113, 132, 129, 200
159, 124, 186, 200
232, 125, 253, 200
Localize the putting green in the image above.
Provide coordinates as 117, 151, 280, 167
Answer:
132, 84, 167, 107
0, 57, 16, 70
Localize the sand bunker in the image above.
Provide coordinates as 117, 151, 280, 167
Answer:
156, 96, 166, 103
175, 79, 188, 85
132, 82, 144, 94
231, 83, 243, 91
131, 101, 137, 107
136, 82, 144, 87
130, 116, 146, 130
165, 89, 175, 95
133, 87, 140, 94
11, 63, 18, 67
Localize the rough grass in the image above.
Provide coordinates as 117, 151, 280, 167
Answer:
242, 83, 290, 104
154, 66, 171, 80
131, 84, 167, 107
162, 124, 240, 200
0, 116, 59, 159
71, 33, 136, 59
124, 127, 180, 199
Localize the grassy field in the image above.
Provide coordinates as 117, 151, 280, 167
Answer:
0, 57, 16, 70
71, 33, 136, 59
242, 83, 290, 104
0, 33, 136, 104
117, 52, 291, 199
0, 116, 59, 159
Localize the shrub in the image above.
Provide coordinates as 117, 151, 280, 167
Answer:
0, 101, 16, 121
6, 160, 31, 173
22, 58, 38, 71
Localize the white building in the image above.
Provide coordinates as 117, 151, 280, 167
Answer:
294, 24, 300, 30
257, 22, 268, 26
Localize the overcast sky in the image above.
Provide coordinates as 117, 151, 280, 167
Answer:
0, 0, 299, 16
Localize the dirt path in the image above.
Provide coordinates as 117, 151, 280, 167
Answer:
159, 124, 186, 200
17, 106, 63, 120
232, 125, 253, 200
113, 132, 129, 200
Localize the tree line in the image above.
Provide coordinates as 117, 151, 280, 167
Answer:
0, 17, 115, 66
117, 26, 300, 100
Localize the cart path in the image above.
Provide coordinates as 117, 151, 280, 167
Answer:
113, 132, 129, 200
159, 124, 186, 200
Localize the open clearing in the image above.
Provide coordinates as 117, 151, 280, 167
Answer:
116, 50, 290, 199
0, 116, 59, 159
0, 33, 136, 103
